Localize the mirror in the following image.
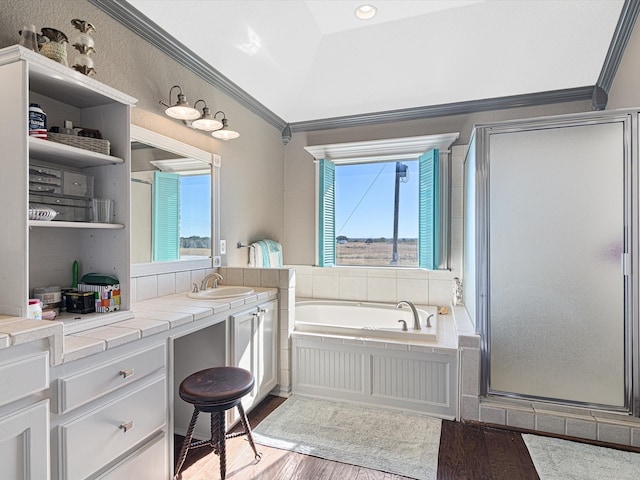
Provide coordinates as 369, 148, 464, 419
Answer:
130, 125, 219, 274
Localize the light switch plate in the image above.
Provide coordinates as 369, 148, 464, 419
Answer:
220, 240, 226, 255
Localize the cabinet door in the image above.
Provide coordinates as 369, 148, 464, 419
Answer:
231, 309, 257, 409
0, 400, 50, 480
256, 301, 278, 399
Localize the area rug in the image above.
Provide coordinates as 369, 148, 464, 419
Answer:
523, 434, 640, 480
252, 395, 441, 480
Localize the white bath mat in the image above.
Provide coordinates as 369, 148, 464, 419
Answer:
252, 395, 441, 480
523, 433, 640, 480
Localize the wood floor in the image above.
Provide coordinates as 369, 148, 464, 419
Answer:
172, 395, 629, 480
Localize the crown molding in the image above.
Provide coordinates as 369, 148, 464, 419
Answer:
289, 87, 594, 133
596, 0, 640, 98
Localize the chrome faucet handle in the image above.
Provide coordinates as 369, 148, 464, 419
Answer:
397, 319, 408, 331
192, 283, 199, 293
426, 313, 435, 328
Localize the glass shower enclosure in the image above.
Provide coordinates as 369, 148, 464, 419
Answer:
465, 110, 638, 413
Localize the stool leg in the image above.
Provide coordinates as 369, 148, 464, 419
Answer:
210, 411, 219, 452
218, 411, 227, 480
237, 403, 261, 461
174, 408, 200, 478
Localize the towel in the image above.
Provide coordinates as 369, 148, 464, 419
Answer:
248, 239, 282, 267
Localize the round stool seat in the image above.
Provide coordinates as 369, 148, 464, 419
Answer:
179, 366, 254, 411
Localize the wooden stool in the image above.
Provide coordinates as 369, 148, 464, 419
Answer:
174, 366, 261, 479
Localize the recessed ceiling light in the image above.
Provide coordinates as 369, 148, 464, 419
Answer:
355, 4, 377, 20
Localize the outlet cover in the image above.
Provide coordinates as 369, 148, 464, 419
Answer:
220, 240, 226, 255
213, 256, 221, 267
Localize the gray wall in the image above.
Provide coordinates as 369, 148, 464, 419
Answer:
1, 0, 285, 267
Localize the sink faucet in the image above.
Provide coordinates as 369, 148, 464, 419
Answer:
200, 272, 223, 290
396, 300, 421, 330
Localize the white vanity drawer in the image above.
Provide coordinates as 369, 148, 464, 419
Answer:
0, 351, 49, 408
59, 376, 166, 480
57, 343, 165, 414
96, 432, 167, 479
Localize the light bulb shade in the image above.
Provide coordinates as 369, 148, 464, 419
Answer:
191, 105, 223, 131
164, 90, 200, 120
165, 103, 200, 120
192, 117, 223, 131
212, 128, 240, 140
211, 117, 239, 140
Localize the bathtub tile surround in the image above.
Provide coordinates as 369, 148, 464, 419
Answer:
131, 266, 297, 396
294, 265, 459, 307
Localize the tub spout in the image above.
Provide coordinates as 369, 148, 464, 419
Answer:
396, 300, 421, 330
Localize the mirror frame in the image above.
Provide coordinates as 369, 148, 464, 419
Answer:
130, 124, 221, 277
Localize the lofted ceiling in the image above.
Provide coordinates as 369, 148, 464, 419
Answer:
95, 0, 634, 132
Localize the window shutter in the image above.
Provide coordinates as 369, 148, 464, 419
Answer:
318, 159, 336, 266
153, 171, 180, 261
419, 149, 439, 269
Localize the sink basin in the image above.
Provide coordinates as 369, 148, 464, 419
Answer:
188, 286, 255, 300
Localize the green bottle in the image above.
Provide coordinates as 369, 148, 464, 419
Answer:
72, 260, 78, 288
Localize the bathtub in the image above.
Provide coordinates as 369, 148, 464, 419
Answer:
292, 299, 458, 418
295, 299, 438, 342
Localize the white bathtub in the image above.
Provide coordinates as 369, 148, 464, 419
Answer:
295, 299, 438, 342
292, 299, 457, 418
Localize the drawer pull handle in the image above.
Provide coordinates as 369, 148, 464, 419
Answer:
119, 421, 134, 433
119, 368, 134, 378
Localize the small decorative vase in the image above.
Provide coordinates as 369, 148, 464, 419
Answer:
40, 28, 69, 66
71, 19, 96, 76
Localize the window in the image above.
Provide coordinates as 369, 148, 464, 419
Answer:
308, 134, 458, 269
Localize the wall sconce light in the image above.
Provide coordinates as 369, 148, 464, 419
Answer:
191, 100, 223, 131
160, 86, 240, 140
160, 85, 200, 120
211, 111, 240, 140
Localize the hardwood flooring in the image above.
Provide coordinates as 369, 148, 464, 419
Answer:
172, 395, 634, 480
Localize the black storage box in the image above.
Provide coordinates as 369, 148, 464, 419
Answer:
65, 290, 95, 314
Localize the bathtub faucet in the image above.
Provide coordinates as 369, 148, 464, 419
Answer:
201, 272, 223, 290
396, 300, 421, 330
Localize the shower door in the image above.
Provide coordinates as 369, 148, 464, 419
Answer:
481, 113, 632, 409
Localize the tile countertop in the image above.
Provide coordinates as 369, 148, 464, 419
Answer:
0, 288, 277, 366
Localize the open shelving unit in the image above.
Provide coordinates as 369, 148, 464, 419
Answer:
0, 45, 137, 319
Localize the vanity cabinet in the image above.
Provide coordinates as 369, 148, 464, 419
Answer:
50, 341, 169, 480
0, 345, 50, 480
0, 45, 136, 319
229, 299, 278, 412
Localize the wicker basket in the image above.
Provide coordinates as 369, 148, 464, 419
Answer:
48, 132, 110, 155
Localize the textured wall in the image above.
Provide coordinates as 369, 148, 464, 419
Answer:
2, 0, 285, 267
